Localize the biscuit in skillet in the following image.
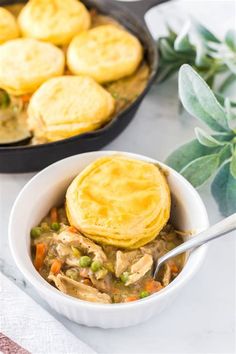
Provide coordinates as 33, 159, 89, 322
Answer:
28, 75, 115, 142
67, 24, 143, 83
18, 0, 91, 45
0, 7, 19, 44
0, 38, 65, 95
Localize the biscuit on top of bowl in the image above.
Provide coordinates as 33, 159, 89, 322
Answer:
66, 155, 171, 248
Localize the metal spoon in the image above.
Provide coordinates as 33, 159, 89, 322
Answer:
153, 213, 236, 279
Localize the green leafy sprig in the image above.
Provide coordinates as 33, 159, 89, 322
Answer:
157, 20, 236, 104
166, 65, 236, 216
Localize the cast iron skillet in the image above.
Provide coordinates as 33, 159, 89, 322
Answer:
0, 0, 168, 173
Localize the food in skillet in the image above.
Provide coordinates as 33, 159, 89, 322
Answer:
28, 76, 115, 141
18, 0, 91, 45
67, 25, 143, 83
0, 2, 149, 145
0, 38, 65, 95
0, 7, 19, 43
31, 156, 186, 304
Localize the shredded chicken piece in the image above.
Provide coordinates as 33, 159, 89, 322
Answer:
90, 274, 112, 293
115, 250, 139, 277
125, 254, 153, 286
161, 263, 171, 287
56, 243, 71, 257
55, 230, 107, 263
65, 256, 80, 267
48, 274, 111, 303
141, 239, 166, 259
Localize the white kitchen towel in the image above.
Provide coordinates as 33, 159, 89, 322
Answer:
0, 272, 96, 354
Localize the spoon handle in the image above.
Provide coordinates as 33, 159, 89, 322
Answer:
156, 213, 236, 273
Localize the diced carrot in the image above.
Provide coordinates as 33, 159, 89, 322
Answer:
81, 279, 92, 286
68, 226, 78, 233
50, 259, 62, 275
21, 94, 31, 104
111, 288, 120, 294
124, 296, 138, 302
34, 243, 46, 271
169, 263, 178, 273
50, 207, 58, 222
145, 279, 163, 293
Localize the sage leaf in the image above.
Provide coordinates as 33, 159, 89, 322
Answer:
218, 144, 233, 165
156, 20, 234, 88
218, 73, 236, 93
215, 93, 236, 108
195, 127, 225, 147
224, 97, 236, 121
195, 41, 211, 68
174, 23, 193, 52
213, 133, 235, 143
205, 74, 215, 88
166, 139, 219, 172
158, 38, 177, 61
180, 154, 220, 187
167, 25, 177, 41
224, 58, 236, 75
225, 29, 236, 52
192, 19, 220, 43
230, 152, 236, 178
179, 64, 230, 132
211, 162, 236, 216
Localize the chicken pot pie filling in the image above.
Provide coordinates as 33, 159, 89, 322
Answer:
30, 156, 186, 304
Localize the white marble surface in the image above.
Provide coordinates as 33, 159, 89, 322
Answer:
0, 1, 236, 353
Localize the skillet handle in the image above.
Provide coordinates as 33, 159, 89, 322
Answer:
116, 0, 170, 23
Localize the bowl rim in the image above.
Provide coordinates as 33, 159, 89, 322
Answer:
9, 150, 209, 310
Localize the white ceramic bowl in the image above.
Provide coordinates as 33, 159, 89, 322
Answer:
9, 151, 209, 328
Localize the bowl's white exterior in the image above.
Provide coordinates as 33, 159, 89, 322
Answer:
9, 151, 209, 328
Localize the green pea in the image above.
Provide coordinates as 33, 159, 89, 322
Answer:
120, 272, 129, 283
65, 269, 78, 280
0, 90, 10, 109
30, 227, 42, 238
91, 261, 102, 272
140, 291, 150, 299
79, 256, 92, 268
51, 222, 60, 231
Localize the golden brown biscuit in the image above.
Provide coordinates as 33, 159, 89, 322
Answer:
66, 155, 171, 248
28, 75, 115, 142
18, 0, 91, 45
0, 7, 19, 44
67, 25, 143, 83
0, 38, 65, 95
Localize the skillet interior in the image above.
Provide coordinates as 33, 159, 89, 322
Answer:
0, 0, 158, 172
